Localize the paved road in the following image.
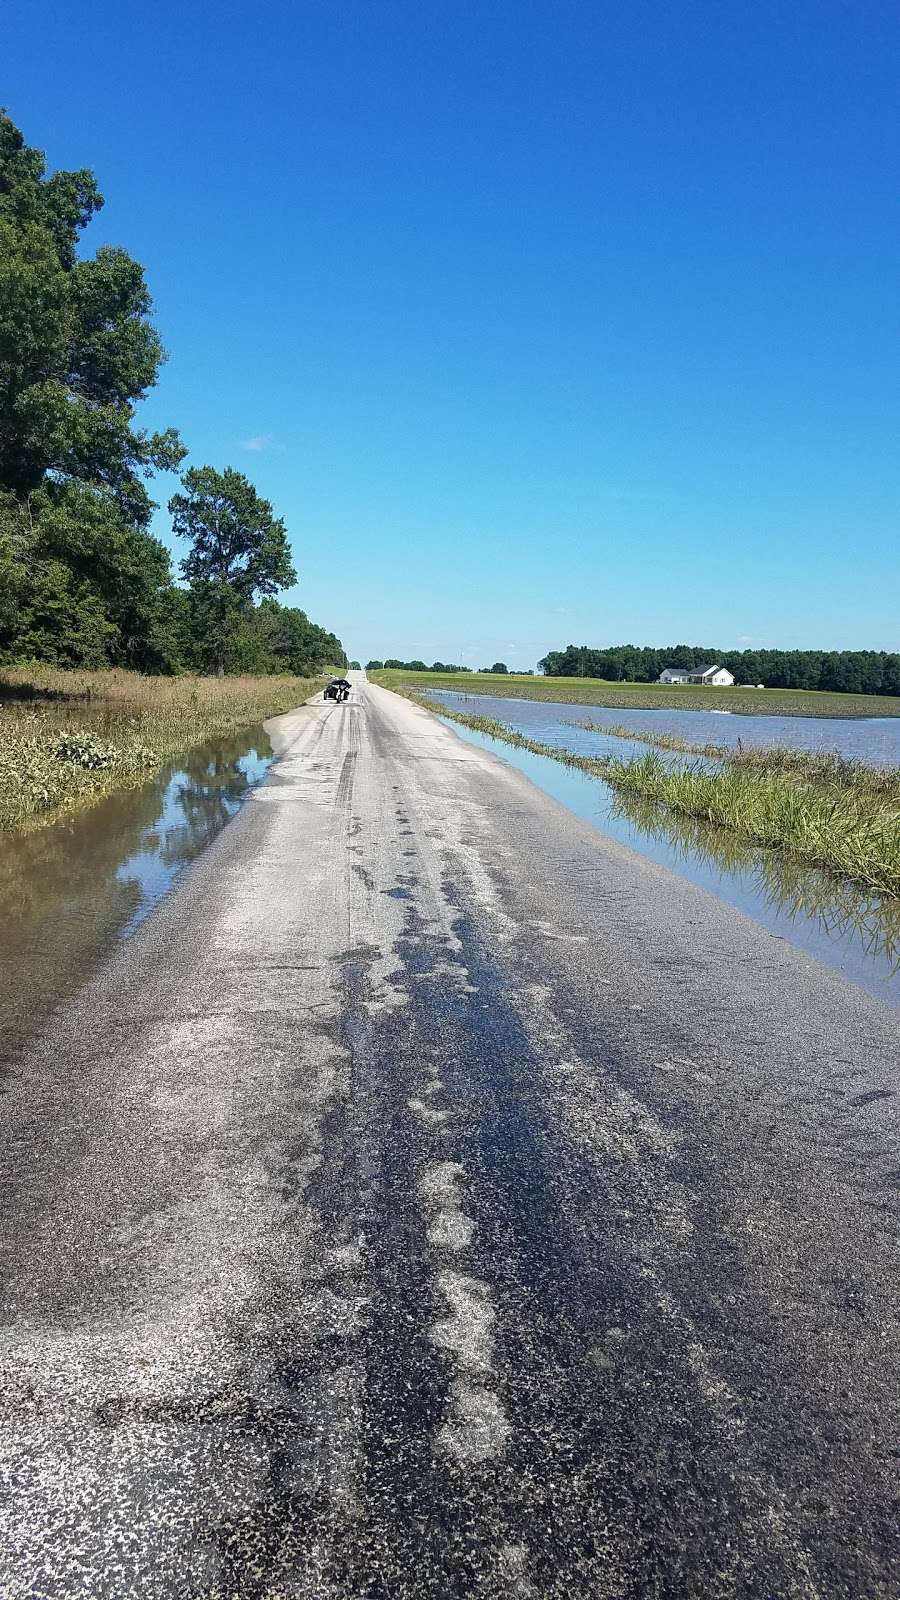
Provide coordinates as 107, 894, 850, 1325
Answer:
2, 677, 899, 1598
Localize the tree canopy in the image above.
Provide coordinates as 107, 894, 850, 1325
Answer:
0, 111, 345, 676
170, 465, 297, 674
0, 110, 184, 519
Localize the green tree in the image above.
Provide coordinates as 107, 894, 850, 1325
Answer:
0, 111, 184, 519
170, 466, 296, 674
252, 598, 346, 674
0, 110, 186, 669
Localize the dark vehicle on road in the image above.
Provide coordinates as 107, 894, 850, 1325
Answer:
324, 678, 351, 702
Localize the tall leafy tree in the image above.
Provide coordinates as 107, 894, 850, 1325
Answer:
170, 466, 297, 673
0, 110, 186, 668
0, 112, 347, 677
0, 110, 184, 515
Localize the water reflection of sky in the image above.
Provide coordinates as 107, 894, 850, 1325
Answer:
431, 690, 900, 767
437, 715, 900, 1012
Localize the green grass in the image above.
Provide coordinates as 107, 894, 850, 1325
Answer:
574, 719, 725, 756
603, 752, 900, 897
576, 718, 900, 804
610, 789, 900, 970
388, 682, 900, 897
372, 668, 900, 719
0, 666, 321, 833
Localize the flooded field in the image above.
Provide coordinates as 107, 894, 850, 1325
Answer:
431, 690, 900, 766
0, 727, 272, 1061
439, 714, 900, 1010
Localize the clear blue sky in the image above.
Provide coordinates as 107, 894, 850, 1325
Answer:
6, 0, 899, 666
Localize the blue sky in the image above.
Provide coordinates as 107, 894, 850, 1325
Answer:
6, 0, 899, 666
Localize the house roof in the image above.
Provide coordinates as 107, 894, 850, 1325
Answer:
661, 663, 730, 680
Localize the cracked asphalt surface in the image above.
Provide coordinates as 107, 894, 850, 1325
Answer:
2, 674, 899, 1598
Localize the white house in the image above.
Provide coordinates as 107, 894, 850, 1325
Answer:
688, 664, 735, 686
658, 663, 735, 687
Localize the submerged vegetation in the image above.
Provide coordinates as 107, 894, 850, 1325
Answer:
371, 669, 900, 719
602, 752, 900, 898
388, 683, 900, 899
611, 790, 900, 974
578, 719, 900, 804
574, 719, 725, 756
0, 667, 322, 832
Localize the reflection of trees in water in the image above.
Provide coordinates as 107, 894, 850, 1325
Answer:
0, 728, 271, 1051
157, 733, 266, 867
613, 792, 900, 975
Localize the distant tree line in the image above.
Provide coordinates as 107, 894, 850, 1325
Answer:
538, 644, 900, 696
367, 659, 520, 674
0, 113, 345, 676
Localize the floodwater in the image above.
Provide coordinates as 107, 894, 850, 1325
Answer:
438, 715, 900, 1011
431, 690, 900, 766
0, 728, 272, 1061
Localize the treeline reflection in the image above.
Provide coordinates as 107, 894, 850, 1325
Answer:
0, 729, 272, 1060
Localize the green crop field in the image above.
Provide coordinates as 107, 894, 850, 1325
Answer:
371, 669, 900, 719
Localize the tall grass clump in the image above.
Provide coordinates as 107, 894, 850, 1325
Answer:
0, 668, 322, 832
587, 751, 900, 897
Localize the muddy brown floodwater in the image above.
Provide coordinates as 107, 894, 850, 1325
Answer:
0, 727, 273, 1065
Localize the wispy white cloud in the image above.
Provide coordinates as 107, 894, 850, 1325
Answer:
239, 433, 277, 452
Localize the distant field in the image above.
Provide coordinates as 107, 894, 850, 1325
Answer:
371, 670, 900, 719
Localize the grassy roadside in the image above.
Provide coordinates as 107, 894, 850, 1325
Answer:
603, 752, 900, 896
0, 666, 323, 833
577, 718, 900, 801
372, 668, 900, 719
386, 681, 900, 897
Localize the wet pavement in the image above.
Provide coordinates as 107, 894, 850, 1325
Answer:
1, 680, 899, 1597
